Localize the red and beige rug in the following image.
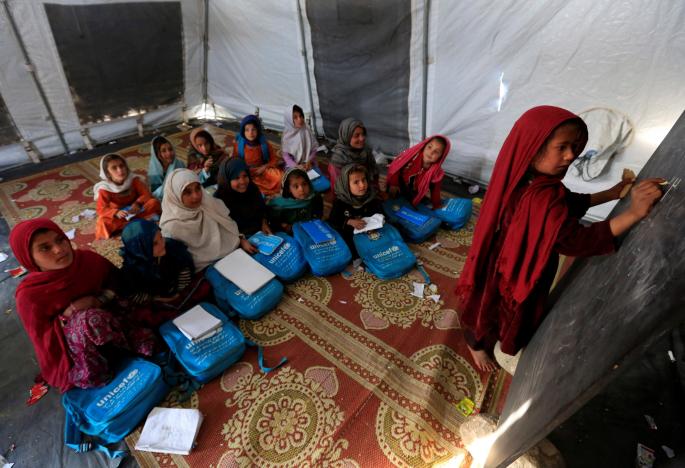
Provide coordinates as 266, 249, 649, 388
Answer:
0, 126, 510, 467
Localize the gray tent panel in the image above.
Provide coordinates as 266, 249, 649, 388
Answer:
486, 110, 685, 467
0, 93, 20, 146
44, 1, 184, 125
306, 0, 411, 154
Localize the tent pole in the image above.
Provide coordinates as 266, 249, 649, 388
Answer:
2, 0, 69, 155
201, 0, 209, 107
295, 0, 318, 136
421, 0, 430, 140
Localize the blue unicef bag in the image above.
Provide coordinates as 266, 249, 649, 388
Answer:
293, 220, 352, 276
205, 266, 284, 320
354, 224, 417, 280
309, 166, 331, 193
416, 197, 472, 230
62, 358, 170, 457
382, 198, 441, 243
253, 232, 308, 282
159, 303, 245, 383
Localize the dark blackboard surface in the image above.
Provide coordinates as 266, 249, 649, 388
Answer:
487, 110, 685, 467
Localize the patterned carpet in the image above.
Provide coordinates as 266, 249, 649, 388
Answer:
0, 126, 510, 467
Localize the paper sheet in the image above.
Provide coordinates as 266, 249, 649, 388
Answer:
81, 208, 96, 219
352, 214, 385, 234
307, 169, 320, 180
411, 282, 425, 298
0, 252, 8, 263
135, 407, 203, 455
214, 249, 275, 295
65, 229, 76, 240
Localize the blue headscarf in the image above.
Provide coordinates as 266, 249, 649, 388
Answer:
235, 115, 270, 164
148, 136, 185, 200
120, 219, 194, 295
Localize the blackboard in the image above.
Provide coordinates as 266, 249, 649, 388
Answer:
486, 110, 685, 467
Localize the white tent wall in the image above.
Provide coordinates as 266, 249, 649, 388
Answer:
425, 0, 685, 220
0, 0, 204, 168
206, 0, 311, 131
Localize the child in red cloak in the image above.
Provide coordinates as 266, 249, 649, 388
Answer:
387, 135, 450, 209
10, 219, 157, 391
456, 106, 664, 371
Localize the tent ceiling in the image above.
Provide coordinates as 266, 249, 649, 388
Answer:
1, 0, 684, 221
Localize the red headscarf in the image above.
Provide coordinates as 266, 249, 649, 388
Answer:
10, 219, 114, 392
387, 134, 451, 206
456, 106, 587, 309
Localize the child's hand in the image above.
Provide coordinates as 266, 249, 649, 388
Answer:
128, 202, 141, 214
304, 162, 313, 171
116, 210, 129, 219
262, 220, 273, 235
281, 222, 292, 233
628, 178, 665, 220
240, 238, 258, 254
204, 157, 214, 171
608, 179, 633, 200
347, 219, 366, 230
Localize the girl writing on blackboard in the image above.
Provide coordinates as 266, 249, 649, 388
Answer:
456, 106, 664, 371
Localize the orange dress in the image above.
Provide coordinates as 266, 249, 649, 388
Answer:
232, 141, 283, 196
95, 178, 161, 239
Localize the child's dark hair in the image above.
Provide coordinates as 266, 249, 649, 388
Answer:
102, 153, 127, 179
283, 168, 312, 198
193, 130, 216, 148
152, 136, 172, 158
536, 118, 587, 157
429, 136, 447, 147
348, 164, 368, 180
29, 227, 58, 251
292, 105, 304, 119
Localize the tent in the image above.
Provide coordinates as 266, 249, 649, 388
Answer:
2, 0, 684, 222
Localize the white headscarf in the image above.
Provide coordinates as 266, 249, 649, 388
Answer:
93, 154, 144, 200
160, 168, 240, 272
280, 106, 317, 164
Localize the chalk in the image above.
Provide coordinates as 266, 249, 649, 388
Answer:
428, 242, 441, 251
668, 350, 676, 362
659, 181, 669, 186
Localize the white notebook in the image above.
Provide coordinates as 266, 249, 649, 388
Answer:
214, 248, 275, 295
172, 305, 222, 342
307, 169, 320, 180
135, 407, 203, 455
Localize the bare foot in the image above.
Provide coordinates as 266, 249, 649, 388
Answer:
467, 345, 498, 372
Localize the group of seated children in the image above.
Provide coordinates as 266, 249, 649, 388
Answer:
10, 105, 665, 395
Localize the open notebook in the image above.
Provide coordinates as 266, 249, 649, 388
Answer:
135, 407, 203, 455
172, 304, 223, 342
214, 248, 275, 294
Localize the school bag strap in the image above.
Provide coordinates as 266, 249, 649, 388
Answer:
63, 410, 127, 459
245, 339, 287, 373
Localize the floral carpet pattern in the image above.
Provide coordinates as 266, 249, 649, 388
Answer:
0, 125, 510, 467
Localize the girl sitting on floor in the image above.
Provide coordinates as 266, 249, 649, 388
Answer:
94, 153, 161, 240
187, 128, 227, 187
328, 164, 383, 258
214, 158, 272, 237
329, 117, 379, 192
387, 135, 450, 209
281, 104, 318, 170
456, 105, 664, 372
119, 219, 212, 326
233, 114, 284, 196
267, 167, 323, 234
148, 136, 185, 200
10, 219, 157, 391
160, 168, 257, 270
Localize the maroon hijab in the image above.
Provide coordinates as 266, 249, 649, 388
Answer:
10, 219, 114, 392
387, 134, 451, 206
456, 106, 588, 313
